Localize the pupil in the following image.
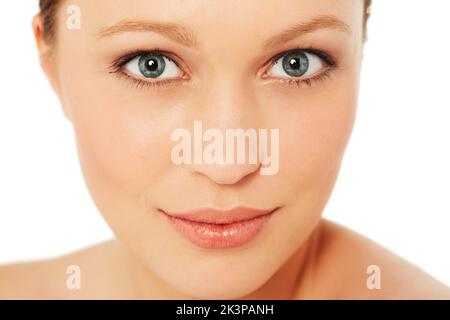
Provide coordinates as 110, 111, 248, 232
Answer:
289, 58, 300, 69
146, 59, 158, 71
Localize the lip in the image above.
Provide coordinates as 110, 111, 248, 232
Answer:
160, 207, 277, 249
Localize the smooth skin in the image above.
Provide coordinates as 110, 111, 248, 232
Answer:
1, 0, 450, 299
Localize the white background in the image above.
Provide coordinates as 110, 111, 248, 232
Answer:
0, 1, 449, 287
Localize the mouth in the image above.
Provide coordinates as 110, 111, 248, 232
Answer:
159, 207, 278, 249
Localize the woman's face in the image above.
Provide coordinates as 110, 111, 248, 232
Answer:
44, 0, 364, 298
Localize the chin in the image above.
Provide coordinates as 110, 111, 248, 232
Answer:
166, 262, 273, 299
176, 279, 263, 300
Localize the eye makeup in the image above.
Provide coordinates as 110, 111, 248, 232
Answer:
107, 46, 338, 90
260, 47, 338, 88
107, 49, 190, 89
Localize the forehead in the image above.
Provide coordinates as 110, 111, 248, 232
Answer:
59, 0, 363, 42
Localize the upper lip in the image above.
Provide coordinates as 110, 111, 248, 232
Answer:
161, 207, 277, 224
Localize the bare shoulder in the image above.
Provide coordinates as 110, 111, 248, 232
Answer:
307, 219, 450, 299
0, 240, 126, 299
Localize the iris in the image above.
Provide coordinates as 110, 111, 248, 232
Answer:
138, 53, 166, 78
282, 51, 309, 77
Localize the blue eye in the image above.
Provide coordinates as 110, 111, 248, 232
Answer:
125, 52, 182, 79
268, 50, 326, 79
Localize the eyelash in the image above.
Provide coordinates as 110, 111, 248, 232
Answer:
108, 48, 337, 90
108, 50, 185, 89
280, 70, 332, 88
266, 48, 337, 88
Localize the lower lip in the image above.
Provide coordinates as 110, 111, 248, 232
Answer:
164, 211, 275, 249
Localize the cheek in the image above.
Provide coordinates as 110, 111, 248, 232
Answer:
287, 108, 354, 182
75, 113, 165, 195
273, 85, 358, 193
63, 80, 175, 200
57, 48, 186, 201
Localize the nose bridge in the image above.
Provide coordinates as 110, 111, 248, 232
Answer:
189, 74, 263, 185
202, 72, 259, 128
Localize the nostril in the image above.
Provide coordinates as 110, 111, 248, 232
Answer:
193, 162, 261, 186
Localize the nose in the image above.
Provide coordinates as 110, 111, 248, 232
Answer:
192, 161, 261, 185
188, 75, 263, 185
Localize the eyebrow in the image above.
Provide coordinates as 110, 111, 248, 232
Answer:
97, 20, 199, 49
263, 15, 352, 50
96, 15, 350, 51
